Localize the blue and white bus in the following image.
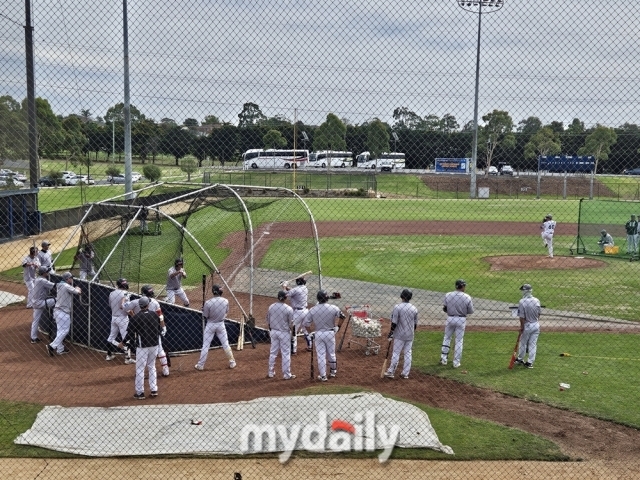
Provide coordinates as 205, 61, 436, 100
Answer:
242, 149, 309, 170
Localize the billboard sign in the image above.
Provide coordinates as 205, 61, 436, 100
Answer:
538, 155, 595, 173
435, 158, 469, 174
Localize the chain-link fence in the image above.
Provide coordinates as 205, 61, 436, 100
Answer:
1, 0, 640, 478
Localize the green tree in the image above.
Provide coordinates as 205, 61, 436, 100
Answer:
524, 127, 562, 159
183, 118, 199, 127
517, 116, 542, 135
392, 107, 421, 130
104, 103, 145, 124
478, 110, 516, 170
312, 114, 347, 153
439, 114, 459, 133
26, 97, 65, 158
161, 126, 193, 165
579, 125, 618, 174
105, 166, 121, 180
49, 170, 64, 187
546, 121, 565, 135
423, 114, 440, 131
203, 115, 221, 125
261, 114, 291, 128
366, 118, 390, 162
0, 95, 27, 160
180, 157, 199, 181
237, 103, 266, 128
142, 164, 162, 182
263, 129, 287, 149
61, 115, 87, 169
567, 118, 585, 135
210, 123, 238, 166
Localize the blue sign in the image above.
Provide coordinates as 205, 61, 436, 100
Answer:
538, 155, 595, 173
435, 158, 469, 174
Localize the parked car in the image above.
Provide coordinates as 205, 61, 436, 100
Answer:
131, 171, 142, 182
38, 176, 65, 187
487, 166, 498, 175
68, 174, 95, 185
108, 174, 126, 184
0, 178, 24, 188
500, 165, 514, 176
11, 172, 27, 182
624, 168, 640, 175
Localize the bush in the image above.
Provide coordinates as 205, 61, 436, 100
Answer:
105, 166, 121, 178
143, 164, 162, 182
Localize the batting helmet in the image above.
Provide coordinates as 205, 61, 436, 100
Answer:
116, 278, 129, 290
455, 279, 466, 289
601, 229, 607, 234
520, 283, 532, 291
175, 258, 184, 267
37, 265, 50, 276
545, 214, 552, 220
212, 284, 223, 296
61, 272, 73, 281
317, 290, 329, 303
400, 288, 413, 301
277, 290, 287, 301
141, 284, 155, 298
295, 277, 306, 286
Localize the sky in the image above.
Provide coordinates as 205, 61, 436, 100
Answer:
2, 0, 639, 128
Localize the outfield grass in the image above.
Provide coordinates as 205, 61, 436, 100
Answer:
413, 331, 640, 429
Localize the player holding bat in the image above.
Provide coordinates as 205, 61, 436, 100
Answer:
513, 283, 541, 369
384, 289, 418, 379
282, 272, 312, 354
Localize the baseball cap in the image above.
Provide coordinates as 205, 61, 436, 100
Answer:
138, 296, 150, 308
61, 272, 73, 281
41, 240, 51, 247
455, 279, 466, 289
520, 283, 532, 291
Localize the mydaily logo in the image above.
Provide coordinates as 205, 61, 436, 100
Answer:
240, 411, 400, 463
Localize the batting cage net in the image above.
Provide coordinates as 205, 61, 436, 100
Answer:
2, 0, 640, 478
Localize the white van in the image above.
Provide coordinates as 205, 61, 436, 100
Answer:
309, 151, 352, 168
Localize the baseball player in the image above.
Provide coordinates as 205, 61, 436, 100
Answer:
124, 285, 170, 376
120, 296, 163, 399
625, 215, 638, 254
266, 290, 296, 380
166, 258, 189, 306
303, 290, 345, 382
46, 272, 81, 356
30, 266, 55, 343
37, 240, 54, 273
284, 277, 311, 354
195, 284, 236, 371
106, 278, 135, 364
514, 283, 541, 369
22, 246, 40, 308
384, 289, 419, 379
75, 245, 96, 281
440, 279, 474, 368
541, 214, 556, 258
598, 229, 614, 253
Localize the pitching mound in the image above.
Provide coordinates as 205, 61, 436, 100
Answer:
485, 255, 607, 271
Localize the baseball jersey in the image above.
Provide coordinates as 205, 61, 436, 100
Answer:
124, 310, 161, 348
22, 255, 39, 282
286, 285, 308, 309
443, 291, 474, 317
203, 296, 229, 323
518, 296, 541, 324
166, 267, 185, 290
267, 302, 294, 332
304, 303, 341, 331
38, 249, 53, 270
32, 277, 55, 308
78, 251, 94, 272
625, 220, 638, 235
600, 233, 614, 245
542, 220, 556, 235
109, 289, 129, 318
390, 302, 419, 341
124, 297, 162, 317
55, 281, 80, 313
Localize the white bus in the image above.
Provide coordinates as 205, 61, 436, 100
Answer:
356, 152, 405, 171
242, 149, 309, 170
308, 151, 353, 168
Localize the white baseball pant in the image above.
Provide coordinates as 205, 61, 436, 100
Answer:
196, 321, 234, 368
107, 315, 129, 346
387, 338, 413, 377
542, 232, 554, 257
166, 288, 189, 306
51, 309, 71, 353
518, 322, 540, 365
135, 345, 159, 395
79, 269, 96, 281
157, 337, 169, 375
441, 316, 466, 366
25, 279, 35, 308
30, 307, 45, 339
627, 234, 638, 254
291, 308, 309, 353
268, 329, 292, 377
314, 330, 337, 378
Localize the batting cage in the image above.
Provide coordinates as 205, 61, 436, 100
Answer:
48, 183, 321, 353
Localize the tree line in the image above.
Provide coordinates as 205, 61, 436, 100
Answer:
2, 96, 639, 173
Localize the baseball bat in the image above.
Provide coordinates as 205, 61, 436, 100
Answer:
508, 331, 522, 369
202, 274, 206, 310
280, 270, 313, 287
381, 338, 393, 378
338, 312, 352, 352
310, 334, 315, 380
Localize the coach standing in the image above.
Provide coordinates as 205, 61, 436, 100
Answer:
30, 266, 54, 343
195, 284, 236, 371
37, 240, 54, 273
384, 289, 418, 379
22, 246, 40, 308
46, 272, 81, 356
514, 284, 541, 369
303, 290, 345, 382
120, 296, 163, 399
266, 290, 296, 379
440, 279, 474, 369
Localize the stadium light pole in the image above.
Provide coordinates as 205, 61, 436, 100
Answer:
123, 0, 133, 199
457, 0, 505, 198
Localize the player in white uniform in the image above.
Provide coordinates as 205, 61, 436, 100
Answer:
106, 278, 135, 364
124, 285, 170, 376
165, 258, 189, 306
46, 272, 81, 356
22, 246, 40, 308
514, 284, 541, 369
37, 240, 54, 273
598, 230, 614, 253
384, 289, 419, 379
303, 290, 345, 381
625, 215, 638, 255
266, 290, 295, 379
440, 279, 474, 368
30, 266, 54, 343
541, 214, 556, 258
195, 284, 237, 370
285, 277, 310, 354
75, 245, 96, 281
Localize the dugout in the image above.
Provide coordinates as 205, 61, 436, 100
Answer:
0, 188, 40, 241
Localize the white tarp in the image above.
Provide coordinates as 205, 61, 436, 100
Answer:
15, 392, 453, 459
0, 291, 25, 308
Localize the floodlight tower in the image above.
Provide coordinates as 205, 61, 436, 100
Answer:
456, 0, 505, 198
